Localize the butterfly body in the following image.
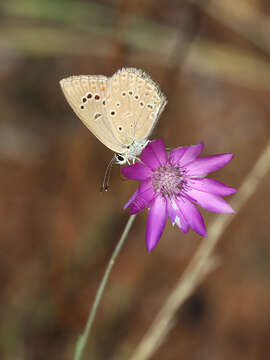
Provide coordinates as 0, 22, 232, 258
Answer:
60, 68, 167, 164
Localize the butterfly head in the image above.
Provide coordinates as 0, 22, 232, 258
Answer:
114, 139, 149, 165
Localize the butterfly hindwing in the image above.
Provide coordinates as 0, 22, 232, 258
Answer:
106, 68, 167, 146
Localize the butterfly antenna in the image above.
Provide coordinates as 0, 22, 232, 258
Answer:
100, 156, 116, 192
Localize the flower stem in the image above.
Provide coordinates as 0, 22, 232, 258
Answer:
74, 214, 137, 360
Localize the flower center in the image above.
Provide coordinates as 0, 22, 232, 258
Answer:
152, 163, 185, 198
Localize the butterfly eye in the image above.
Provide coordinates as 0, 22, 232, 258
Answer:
139, 101, 144, 108
87, 93, 92, 99
116, 154, 124, 162
94, 94, 100, 101
80, 105, 85, 110
82, 97, 87, 103
118, 126, 123, 132
121, 92, 126, 97
110, 110, 116, 116
134, 95, 139, 100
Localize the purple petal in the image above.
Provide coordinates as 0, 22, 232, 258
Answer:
123, 190, 138, 210
186, 154, 234, 177
176, 197, 207, 236
188, 178, 237, 196
167, 198, 177, 224
187, 188, 235, 214
167, 198, 189, 233
141, 139, 167, 170
138, 179, 153, 193
169, 146, 188, 163
121, 163, 152, 180
146, 196, 167, 252
170, 142, 204, 165
129, 180, 155, 214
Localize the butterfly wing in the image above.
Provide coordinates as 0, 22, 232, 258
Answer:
60, 75, 124, 153
105, 68, 167, 146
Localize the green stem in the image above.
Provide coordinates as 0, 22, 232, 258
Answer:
74, 214, 137, 360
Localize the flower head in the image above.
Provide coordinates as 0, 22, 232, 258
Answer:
122, 139, 237, 252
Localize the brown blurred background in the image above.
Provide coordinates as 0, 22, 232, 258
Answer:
1, 0, 270, 359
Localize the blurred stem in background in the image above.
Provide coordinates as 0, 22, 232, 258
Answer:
74, 214, 137, 360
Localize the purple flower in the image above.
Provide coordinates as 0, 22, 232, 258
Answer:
122, 139, 237, 252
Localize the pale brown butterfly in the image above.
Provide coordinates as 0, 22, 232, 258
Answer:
60, 68, 167, 166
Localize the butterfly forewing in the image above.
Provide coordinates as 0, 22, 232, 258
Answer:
60, 75, 123, 153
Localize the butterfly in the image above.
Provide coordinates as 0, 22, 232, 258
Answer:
60, 67, 167, 165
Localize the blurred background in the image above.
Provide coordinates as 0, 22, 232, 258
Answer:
1, 0, 270, 359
